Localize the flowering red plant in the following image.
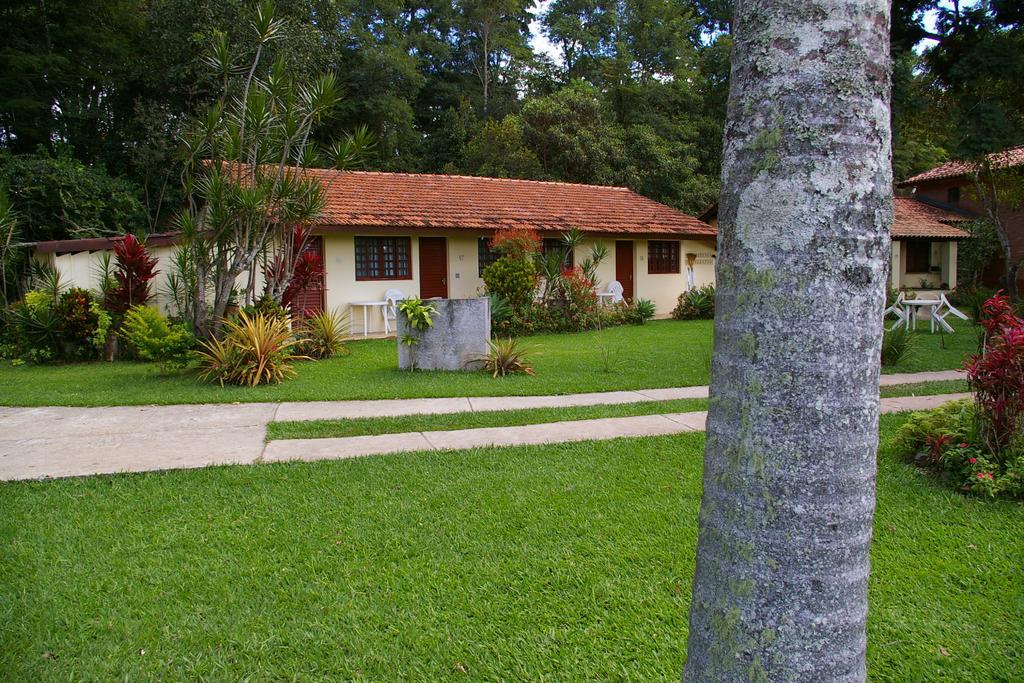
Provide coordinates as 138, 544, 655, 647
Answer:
965, 291, 1024, 455
104, 234, 158, 314
557, 266, 598, 314
490, 227, 541, 261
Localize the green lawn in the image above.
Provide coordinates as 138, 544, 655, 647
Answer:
2, 416, 1020, 680
0, 320, 713, 407
0, 319, 976, 407
886, 320, 980, 374
879, 379, 969, 398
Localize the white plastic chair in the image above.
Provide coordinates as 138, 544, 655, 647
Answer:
607, 280, 624, 304
883, 290, 908, 331
383, 288, 406, 334
931, 293, 968, 334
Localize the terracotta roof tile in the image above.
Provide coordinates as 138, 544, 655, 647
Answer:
304, 169, 715, 236
899, 145, 1024, 186
892, 197, 970, 238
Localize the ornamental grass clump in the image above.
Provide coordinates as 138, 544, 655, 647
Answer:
881, 326, 915, 367
298, 308, 350, 359
480, 338, 535, 378
196, 311, 306, 387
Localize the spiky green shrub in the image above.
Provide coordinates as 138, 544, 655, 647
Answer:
196, 311, 306, 386
298, 308, 350, 359
480, 338, 535, 377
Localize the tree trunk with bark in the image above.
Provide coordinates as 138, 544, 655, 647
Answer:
683, 1, 892, 681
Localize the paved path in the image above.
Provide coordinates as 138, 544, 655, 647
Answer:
0, 370, 966, 481
262, 393, 973, 464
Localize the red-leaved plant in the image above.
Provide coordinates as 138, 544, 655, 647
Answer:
264, 228, 325, 316
490, 227, 541, 260
105, 234, 158, 314
964, 291, 1024, 455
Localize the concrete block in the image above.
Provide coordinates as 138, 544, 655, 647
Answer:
396, 298, 490, 371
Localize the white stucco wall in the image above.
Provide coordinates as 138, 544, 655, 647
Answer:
44, 243, 279, 320
891, 239, 957, 290
39, 230, 723, 333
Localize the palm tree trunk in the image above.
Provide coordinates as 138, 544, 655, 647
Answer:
683, 1, 892, 681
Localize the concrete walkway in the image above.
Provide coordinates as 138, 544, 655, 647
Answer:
262, 392, 973, 465
0, 370, 966, 481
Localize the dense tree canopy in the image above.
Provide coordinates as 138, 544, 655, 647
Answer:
0, 0, 1021, 242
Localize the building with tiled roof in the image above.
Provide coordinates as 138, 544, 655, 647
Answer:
32, 170, 718, 325
899, 145, 1024, 293
700, 196, 969, 291
899, 145, 1024, 187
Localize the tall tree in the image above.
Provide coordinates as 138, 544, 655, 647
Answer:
683, 0, 891, 680
455, 0, 534, 115
175, 3, 372, 337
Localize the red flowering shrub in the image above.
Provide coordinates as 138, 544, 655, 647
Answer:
965, 291, 1024, 453
490, 227, 540, 260
105, 234, 158, 314
556, 266, 598, 318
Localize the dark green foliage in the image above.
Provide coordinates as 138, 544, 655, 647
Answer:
241, 293, 290, 323
53, 288, 103, 361
0, 153, 147, 242
672, 284, 715, 320
0, 0, 1016, 232
891, 2, 1023, 175
3, 287, 108, 362
492, 301, 634, 336
482, 257, 538, 313
487, 293, 513, 327
956, 219, 1003, 288
3, 296, 59, 363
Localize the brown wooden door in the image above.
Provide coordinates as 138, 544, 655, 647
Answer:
419, 236, 448, 298
291, 236, 325, 318
615, 240, 634, 301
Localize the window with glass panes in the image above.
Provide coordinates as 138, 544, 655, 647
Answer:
354, 236, 412, 280
647, 240, 681, 274
478, 237, 500, 276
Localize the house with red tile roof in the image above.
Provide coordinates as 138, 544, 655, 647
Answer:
32, 170, 718, 329
699, 196, 970, 291
898, 145, 1024, 293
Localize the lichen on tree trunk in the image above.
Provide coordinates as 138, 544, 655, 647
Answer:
683, 1, 892, 681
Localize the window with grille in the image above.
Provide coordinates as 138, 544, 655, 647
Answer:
648, 240, 681, 274
542, 238, 573, 270
354, 236, 412, 280
478, 237, 500, 276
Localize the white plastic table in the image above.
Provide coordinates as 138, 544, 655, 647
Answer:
597, 292, 618, 305
901, 299, 940, 331
349, 301, 389, 337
